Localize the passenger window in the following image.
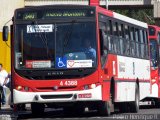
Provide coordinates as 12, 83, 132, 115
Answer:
125, 25, 129, 39
140, 29, 144, 58
119, 24, 124, 54
130, 27, 135, 56
135, 28, 140, 57
124, 25, 130, 55
107, 20, 113, 52
99, 21, 108, 67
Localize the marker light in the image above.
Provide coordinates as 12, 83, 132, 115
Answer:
84, 85, 89, 90
24, 87, 29, 91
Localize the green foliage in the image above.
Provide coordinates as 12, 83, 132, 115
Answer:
113, 8, 155, 25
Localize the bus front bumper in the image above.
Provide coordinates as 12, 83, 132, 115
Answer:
13, 85, 102, 104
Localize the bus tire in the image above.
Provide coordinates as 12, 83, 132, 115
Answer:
31, 103, 45, 116
130, 84, 139, 113
98, 101, 111, 116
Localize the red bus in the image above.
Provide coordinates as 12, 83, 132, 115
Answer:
2, 0, 153, 116
148, 25, 160, 105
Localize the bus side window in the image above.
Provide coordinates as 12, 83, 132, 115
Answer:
150, 41, 158, 68
108, 20, 113, 52
113, 22, 120, 54
124, 25, 130, 55
116, 22, 120, 54
143, 30, 149, 59
119, 23, 124, 55
99, 21, 108, 67
135, 28, 140, 57
138, 29, 142, 58
140, 29, 145, 58
130, 27, 136, 56
145, 31, 149, 59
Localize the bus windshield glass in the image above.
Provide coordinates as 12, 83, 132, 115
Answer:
150, 40, 158, 68
15, 22, 96, 69
149, 26, 156, 36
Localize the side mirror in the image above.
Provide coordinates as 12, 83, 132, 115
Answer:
3, 26, 9, 41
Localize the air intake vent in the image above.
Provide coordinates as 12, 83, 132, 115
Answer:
41, 94, 73, 99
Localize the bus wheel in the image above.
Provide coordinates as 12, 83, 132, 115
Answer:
31, 103, 45, 116
98, 101, 111, 116
130, 84, 139, 113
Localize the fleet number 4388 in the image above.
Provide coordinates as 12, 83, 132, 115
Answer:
60, 80, 77, 86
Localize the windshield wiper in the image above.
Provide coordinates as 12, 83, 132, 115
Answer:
32, 21, 52, 58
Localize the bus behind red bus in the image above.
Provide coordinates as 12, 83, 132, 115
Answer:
149, 25, 160, 104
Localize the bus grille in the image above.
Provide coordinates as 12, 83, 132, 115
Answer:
40, 94, 73, 99
36, 86, 77, 91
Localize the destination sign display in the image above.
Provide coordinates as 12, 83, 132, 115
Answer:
16, 8, 95, 20
44, 11, 86, 18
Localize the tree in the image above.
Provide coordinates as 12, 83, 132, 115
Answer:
113, 8, 155, 25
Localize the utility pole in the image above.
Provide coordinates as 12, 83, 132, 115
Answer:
154, 0, 160, 26
89, 0, 108, 9
106, 0, 108, 9
89, 0, 99, 6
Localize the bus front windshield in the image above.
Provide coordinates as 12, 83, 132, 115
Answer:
150, 40, 158, 68
15, 22, 97, 70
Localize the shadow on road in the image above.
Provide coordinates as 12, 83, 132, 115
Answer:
18, 109, 102, 120
17, 105, 160, 120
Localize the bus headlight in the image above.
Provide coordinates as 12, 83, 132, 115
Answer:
151, 79, 156, 83
16, 86, 22, 91
90, 84, 96, 89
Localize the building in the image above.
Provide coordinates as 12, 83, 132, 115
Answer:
0, 0, 24, 72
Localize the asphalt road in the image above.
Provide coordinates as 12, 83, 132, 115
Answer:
1, 105, 160, 120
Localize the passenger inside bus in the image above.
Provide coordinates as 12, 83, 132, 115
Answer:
82, 39, 96, 61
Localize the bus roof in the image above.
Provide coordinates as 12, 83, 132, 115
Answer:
113, 12, 148, 29
97, 6, 148, 29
